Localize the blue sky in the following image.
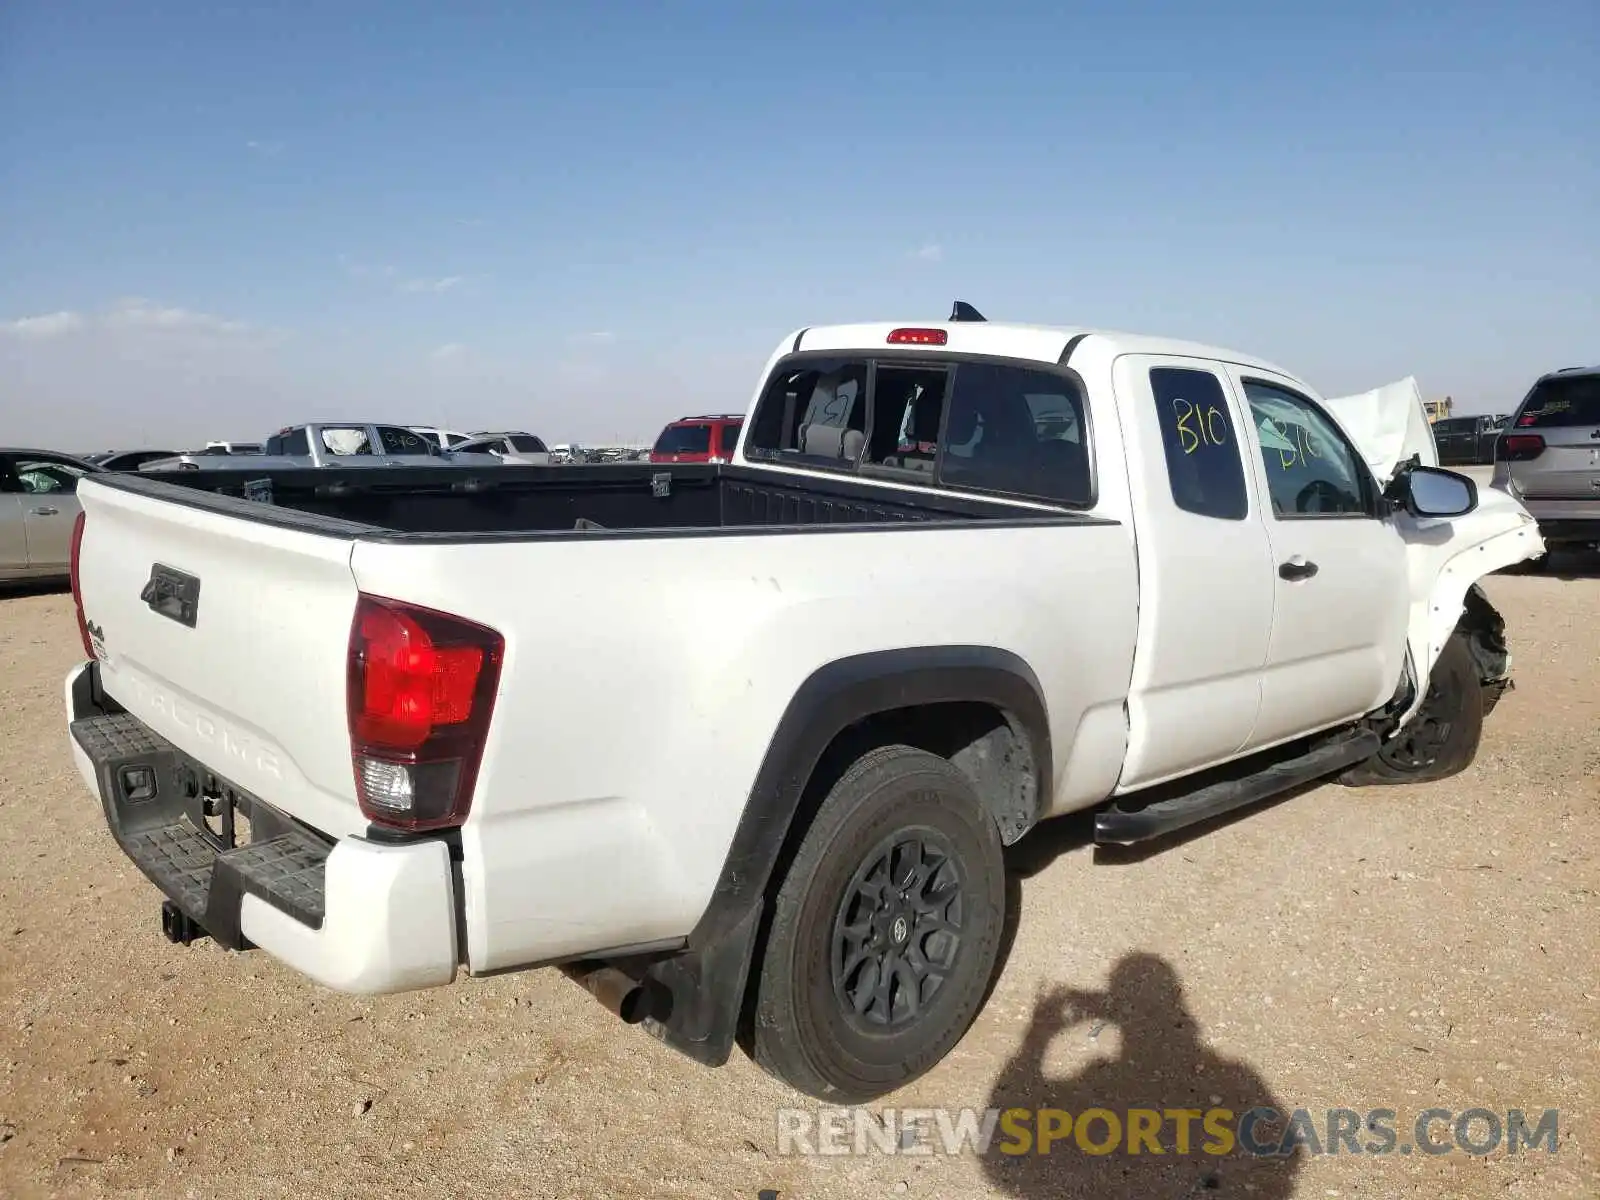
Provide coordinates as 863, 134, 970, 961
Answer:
2, 0, 1595, 448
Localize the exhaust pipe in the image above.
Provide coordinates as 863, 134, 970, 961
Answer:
559, 961, 669, 1025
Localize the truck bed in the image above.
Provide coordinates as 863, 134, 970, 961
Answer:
116, 461, 1090, 540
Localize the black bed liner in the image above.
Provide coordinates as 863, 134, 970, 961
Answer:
91, 461, 1117, 544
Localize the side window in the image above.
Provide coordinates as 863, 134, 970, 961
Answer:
15, 459, 87, 494
320, 427, 372, 455
938, 363, 1092, 505
378, 426, 432, 454
1243, 381, 1369, 518
281, 428, 310, 456
745, 359, 869, 465
719, 422, 742, 456
1149, 368, 1248, 520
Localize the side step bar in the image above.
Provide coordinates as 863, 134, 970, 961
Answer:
1095, 729, 1381, 845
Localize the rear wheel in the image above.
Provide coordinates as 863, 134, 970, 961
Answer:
1340, 632, 1484, 786
748, 745, 1006, 1103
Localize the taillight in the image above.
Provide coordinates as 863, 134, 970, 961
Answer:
887, 328, 949, 346
1496, 433, 1545, 462
346, 594, 504, 832
69, 511, 93, 659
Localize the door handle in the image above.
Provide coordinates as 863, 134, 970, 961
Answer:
1279, 556, 1318, 581
29, 505, 59, 516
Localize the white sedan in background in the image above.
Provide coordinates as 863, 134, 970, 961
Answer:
0, 449, 98, 582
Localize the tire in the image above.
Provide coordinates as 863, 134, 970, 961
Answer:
1339, 632, 1484, 786
748, 744, 1007, 1103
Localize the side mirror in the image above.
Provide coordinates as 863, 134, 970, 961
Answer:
1398, 464, 1478, 518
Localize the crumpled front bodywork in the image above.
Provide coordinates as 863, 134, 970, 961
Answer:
1390, 486, 1544, 728
1325, 376, 1441, 481
1324, 376, 1544, 730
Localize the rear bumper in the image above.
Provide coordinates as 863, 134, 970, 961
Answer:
64, 660, 459, 995
1522, 514, 1600, 545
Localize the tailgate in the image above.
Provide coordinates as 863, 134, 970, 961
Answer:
74, 478, 368, 839
1517, 427, 1599, 500
1511, 375, 1600, 500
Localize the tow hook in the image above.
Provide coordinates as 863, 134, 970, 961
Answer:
160, 900, 207, 947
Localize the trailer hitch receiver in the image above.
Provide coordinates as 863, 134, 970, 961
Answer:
160, 901, 208, 947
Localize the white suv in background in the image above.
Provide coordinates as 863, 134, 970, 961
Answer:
1491, 366, 1600, 560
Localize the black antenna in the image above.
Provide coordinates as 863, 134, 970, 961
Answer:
949, 300, 986, 323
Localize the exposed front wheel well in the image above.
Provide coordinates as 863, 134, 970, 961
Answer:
1458, 583, 1510, 699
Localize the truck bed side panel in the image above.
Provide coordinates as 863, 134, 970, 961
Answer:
348, 520, 1139, 972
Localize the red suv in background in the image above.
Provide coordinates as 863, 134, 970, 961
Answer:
648, 414, 743, 464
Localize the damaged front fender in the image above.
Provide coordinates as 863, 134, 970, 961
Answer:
1394, 484, 1544, 730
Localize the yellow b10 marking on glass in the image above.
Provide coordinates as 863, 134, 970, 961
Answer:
1173, 399, 1228, 455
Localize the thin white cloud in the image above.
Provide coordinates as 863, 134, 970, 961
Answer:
1, 311, 85, 340
399, 276, 463, 295
104, 297, 251, 334
913, 243, 944, 263
584, 330, 615, 342
338, 254, 399, 281
430, 342, 466, 362
246, 139, 285, 156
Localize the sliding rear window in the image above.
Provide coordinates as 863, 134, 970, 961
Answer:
744, 353, 1093, 507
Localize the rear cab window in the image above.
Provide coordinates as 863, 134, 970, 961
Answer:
743, 353, 1093, 507
268, 428, 311, 456
654, 423, 714, 455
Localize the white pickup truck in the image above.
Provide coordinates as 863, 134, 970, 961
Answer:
62, 304, 1542, 1102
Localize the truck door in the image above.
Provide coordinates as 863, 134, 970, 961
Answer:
1223, 369, 1410, 749
1111, 355, 1277, 790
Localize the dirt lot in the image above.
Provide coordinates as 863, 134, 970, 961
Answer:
1, 573, 1596, 1199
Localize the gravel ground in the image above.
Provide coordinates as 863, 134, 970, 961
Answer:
1, 571, 1596, 1199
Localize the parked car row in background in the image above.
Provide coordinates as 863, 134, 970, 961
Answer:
10, 361, 1595, 584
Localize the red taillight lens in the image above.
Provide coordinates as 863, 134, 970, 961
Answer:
887, 327, 949, 345
1496, 433, 1545, 462
347, 594, 503, 832
353, 603, 484, 748
70, 510, 93, 659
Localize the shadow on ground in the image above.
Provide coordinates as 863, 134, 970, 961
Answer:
1496, 546, 1600, 581
980, 952, 1301, 1199
0, 579, 71, 600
